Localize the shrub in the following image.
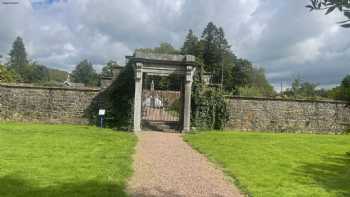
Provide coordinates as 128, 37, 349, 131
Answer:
238, 86, 263, 97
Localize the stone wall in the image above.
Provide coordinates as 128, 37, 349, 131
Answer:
226, 96, 350, 133
0, 83, 100, 124
1, 83, 349, 133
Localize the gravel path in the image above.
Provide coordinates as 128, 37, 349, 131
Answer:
127, 132, 243, 197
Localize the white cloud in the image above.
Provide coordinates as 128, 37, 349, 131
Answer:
0, 0, 349, 87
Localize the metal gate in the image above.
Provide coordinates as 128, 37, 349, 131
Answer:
141, 74, 183, 132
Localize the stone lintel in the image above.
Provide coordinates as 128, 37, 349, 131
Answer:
133, 51, 196, 63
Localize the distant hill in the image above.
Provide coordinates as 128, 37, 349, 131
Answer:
47, 68, 68, 82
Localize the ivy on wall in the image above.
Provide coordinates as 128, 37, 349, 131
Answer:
108, 63, 135, 129
87, 62, 135, 130
191, 63, 229, 130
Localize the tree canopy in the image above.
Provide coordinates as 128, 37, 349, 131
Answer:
72, 59, 98, 86
331, 74, 350, 101
8, 36, 29, 80
181, 29, 200, 57
136, 42, 180, 54
283, 77, 320, 99
181, 22, 275, 96
101, 60, 118, 77
0, 64, 16, 83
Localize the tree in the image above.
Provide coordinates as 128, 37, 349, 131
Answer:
306, 0, 350, 27
0, 64, 16, 83
136, 42, 180, 54
300, 82, 319, 97
230, 59, 254, 89
201, 22, 231, 84
181, 29, 200, 57
250, 67, 275, 97
291, 77, 302, 97
336, 74, 350, 101
201, 22, 222, 71
25, 62, 49, 83
8, 36, 29, 80
102, 60, 118, 77
180, 22, 274, 97
153, 42, 180, 54
72, 60, 98, 86
285, 77, 319, 98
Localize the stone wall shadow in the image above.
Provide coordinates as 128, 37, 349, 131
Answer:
84, 64, 135, 130
0, 175, 127, 197
294, 153, 350, 196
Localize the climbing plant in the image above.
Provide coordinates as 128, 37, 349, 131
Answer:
191, 62, 229, 130
86, 62, 135, 130
107, 63, 135, 129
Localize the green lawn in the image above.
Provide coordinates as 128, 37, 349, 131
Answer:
184, 132, 350, 197
0, 123, 136, 197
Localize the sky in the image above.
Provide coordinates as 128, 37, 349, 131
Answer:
0, 0, 349, 90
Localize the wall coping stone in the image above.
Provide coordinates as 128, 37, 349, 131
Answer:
0, 83, 101, 92
127, 52, 197, 66
226, 95, 349, 105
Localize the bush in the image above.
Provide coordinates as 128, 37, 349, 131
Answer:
238, 86, 263, 97
0, 64, 16, 83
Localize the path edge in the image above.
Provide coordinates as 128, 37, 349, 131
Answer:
182, 133, 250, 197
125, 133, 140, 196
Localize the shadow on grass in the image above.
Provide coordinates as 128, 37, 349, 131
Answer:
0, 176, 206, 197
0, 175, 127, 197
295, 153, 350, 196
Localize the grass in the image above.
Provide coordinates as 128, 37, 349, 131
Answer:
0, 122, 136, 197
184, 131, 350, 197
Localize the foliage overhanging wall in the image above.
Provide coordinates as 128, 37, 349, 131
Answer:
86, 63, 135, 130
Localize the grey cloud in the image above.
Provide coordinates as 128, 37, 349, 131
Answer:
0, 0, 349, 88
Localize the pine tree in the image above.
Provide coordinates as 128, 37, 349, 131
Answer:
216, 27, 230, 61
181, 29, 200, 57
8, 36, 29, 80
180, 22, 274, 96
201, 23, 233, 84
201, 22, 220, 69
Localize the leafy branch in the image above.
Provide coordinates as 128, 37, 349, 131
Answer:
306, 0, 350, 27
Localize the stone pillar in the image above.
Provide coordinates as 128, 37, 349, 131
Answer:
133, 62, 143, 132
183, 66, 195, 132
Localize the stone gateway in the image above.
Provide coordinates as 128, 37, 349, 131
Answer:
127, 52, 196, 133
